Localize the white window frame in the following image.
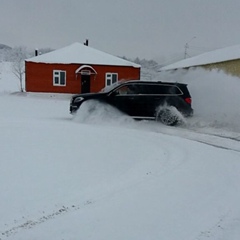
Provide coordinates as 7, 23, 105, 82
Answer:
53, 70, 66, 86
105, 73, 118, 87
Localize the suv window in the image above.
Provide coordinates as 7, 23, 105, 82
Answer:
114, 84, 143, 95
167, 85, 182, 95
144, 84, 182, 95
122, 83, 183, 95
114, 83, 183, 95
117, 84, 150, 94
116, 85, 133, 95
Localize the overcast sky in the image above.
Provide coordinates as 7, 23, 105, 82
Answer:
1, 0, 240, 63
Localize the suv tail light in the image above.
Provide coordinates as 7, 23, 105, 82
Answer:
184, 97, 192, 104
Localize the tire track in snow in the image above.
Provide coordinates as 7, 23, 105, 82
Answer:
0, 201, 93, 239
140, 121, 240, 153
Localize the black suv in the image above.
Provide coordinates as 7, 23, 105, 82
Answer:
70, 80, 193, 125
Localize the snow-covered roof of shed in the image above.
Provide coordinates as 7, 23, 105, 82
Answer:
26, 42, 140, 68
160, 44, 240, 71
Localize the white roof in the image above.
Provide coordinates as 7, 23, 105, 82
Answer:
26, 42, 140, 68
161, 44, 240, 71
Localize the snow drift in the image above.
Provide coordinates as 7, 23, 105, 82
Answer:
158, 68, 240, 132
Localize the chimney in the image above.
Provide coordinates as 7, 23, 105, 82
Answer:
84, 39, 89, 46
35, 49, 38, 56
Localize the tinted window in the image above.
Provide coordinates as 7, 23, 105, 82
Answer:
114, 85, 135, 95
113, 84, 143, 95
122, 84, 149, 94
145, 84, 182, 95
127, 84, 143, 94
117, 85, 131, 95
167, 85, 182, 94
113, 83, 183, 95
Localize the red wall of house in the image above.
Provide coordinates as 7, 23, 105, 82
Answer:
25, 62, 140, 94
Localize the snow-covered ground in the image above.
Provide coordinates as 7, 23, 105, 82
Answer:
1, 62, 240, 240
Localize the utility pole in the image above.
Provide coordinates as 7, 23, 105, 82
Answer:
184, 43, 189, 59
184, 36, 196, 58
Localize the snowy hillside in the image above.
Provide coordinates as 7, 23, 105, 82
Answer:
0, 61, 240, 240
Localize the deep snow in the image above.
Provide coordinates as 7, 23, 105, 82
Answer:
0, 62, 240, 240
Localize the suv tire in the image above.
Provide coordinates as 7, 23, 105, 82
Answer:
156, 107, 179, 126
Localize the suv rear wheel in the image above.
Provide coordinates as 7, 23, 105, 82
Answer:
156, 107, 179, 126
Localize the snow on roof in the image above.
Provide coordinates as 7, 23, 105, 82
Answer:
26, 42, 140, 68
160, 44, 240, 71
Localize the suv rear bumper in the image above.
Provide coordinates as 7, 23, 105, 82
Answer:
183, 108, 193, 117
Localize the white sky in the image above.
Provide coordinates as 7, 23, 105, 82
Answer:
1, 0, 240, 62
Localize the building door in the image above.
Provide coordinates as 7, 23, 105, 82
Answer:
81, 74, 90, 93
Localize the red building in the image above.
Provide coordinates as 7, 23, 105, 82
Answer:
25, 42, 141, 94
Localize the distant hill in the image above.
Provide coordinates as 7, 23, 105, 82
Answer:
0, 44, 11, 50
